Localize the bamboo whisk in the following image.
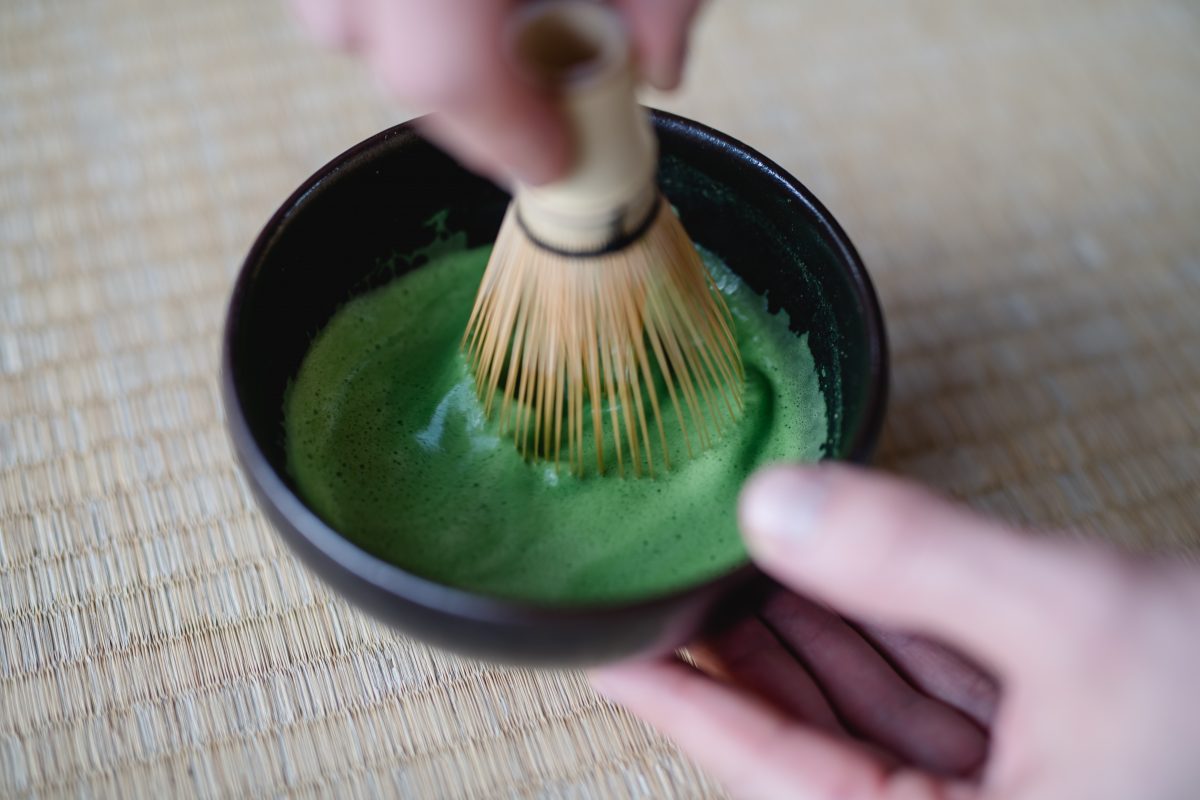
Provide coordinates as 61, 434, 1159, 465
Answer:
463, 0, 744, 477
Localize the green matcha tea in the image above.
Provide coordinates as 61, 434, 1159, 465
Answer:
284, 242, 827, 605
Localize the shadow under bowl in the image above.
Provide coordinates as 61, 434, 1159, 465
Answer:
222, 110, 888, 666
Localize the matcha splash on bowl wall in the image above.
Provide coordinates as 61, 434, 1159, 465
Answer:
222, 112, 887, 666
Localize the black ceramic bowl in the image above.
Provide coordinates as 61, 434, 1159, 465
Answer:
222, 110, 887, 666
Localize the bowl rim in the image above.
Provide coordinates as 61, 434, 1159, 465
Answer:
221, 108, 888, 626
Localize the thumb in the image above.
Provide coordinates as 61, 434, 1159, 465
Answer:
739, 464, 1117, 679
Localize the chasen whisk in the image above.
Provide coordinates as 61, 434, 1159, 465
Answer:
463, 0, 744, 477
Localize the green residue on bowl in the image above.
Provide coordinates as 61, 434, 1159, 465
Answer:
284, 243, 827, 605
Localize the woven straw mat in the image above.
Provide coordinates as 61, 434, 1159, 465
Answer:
3, 0, 1199, 797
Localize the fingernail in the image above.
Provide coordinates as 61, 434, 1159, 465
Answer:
645, 64, 678, 91
739, 466, 832, 554
643, 34, 689, 91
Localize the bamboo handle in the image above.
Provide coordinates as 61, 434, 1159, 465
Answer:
508, 0, 658, 254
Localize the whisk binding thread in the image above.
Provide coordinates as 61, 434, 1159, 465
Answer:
514, 195, 661, 258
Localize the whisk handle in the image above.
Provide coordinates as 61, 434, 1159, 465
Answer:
508, 0, 659, 255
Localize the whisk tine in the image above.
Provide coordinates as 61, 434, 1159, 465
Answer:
595, 282, 625, 477
581, 274, 605, 475
646, 288, 707, 452
604, 272, 644, 477
641, 295, 689, 463
657, 271, 731, 437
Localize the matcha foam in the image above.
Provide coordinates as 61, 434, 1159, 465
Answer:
284, 242, 827, 605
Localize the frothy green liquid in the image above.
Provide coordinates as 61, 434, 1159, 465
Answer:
285, 243, 826, 605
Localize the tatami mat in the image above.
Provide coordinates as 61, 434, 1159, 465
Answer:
3, 0, 1199, 796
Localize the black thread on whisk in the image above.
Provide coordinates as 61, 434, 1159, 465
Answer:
515, 196, 663, 258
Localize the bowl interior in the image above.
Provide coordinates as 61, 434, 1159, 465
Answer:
228, 113, 885, 507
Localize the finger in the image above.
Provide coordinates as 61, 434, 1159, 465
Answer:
612, 0, 702, 89
761, 592, 988, 777
739, 464, 1123, 680
420, 97, 571, 186
363, 0, 572, 185
861, 625, 1000, 728
688, 616, 846, 734
591, 659, 959, 800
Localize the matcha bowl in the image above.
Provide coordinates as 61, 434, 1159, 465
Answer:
222, 111, 887, 666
